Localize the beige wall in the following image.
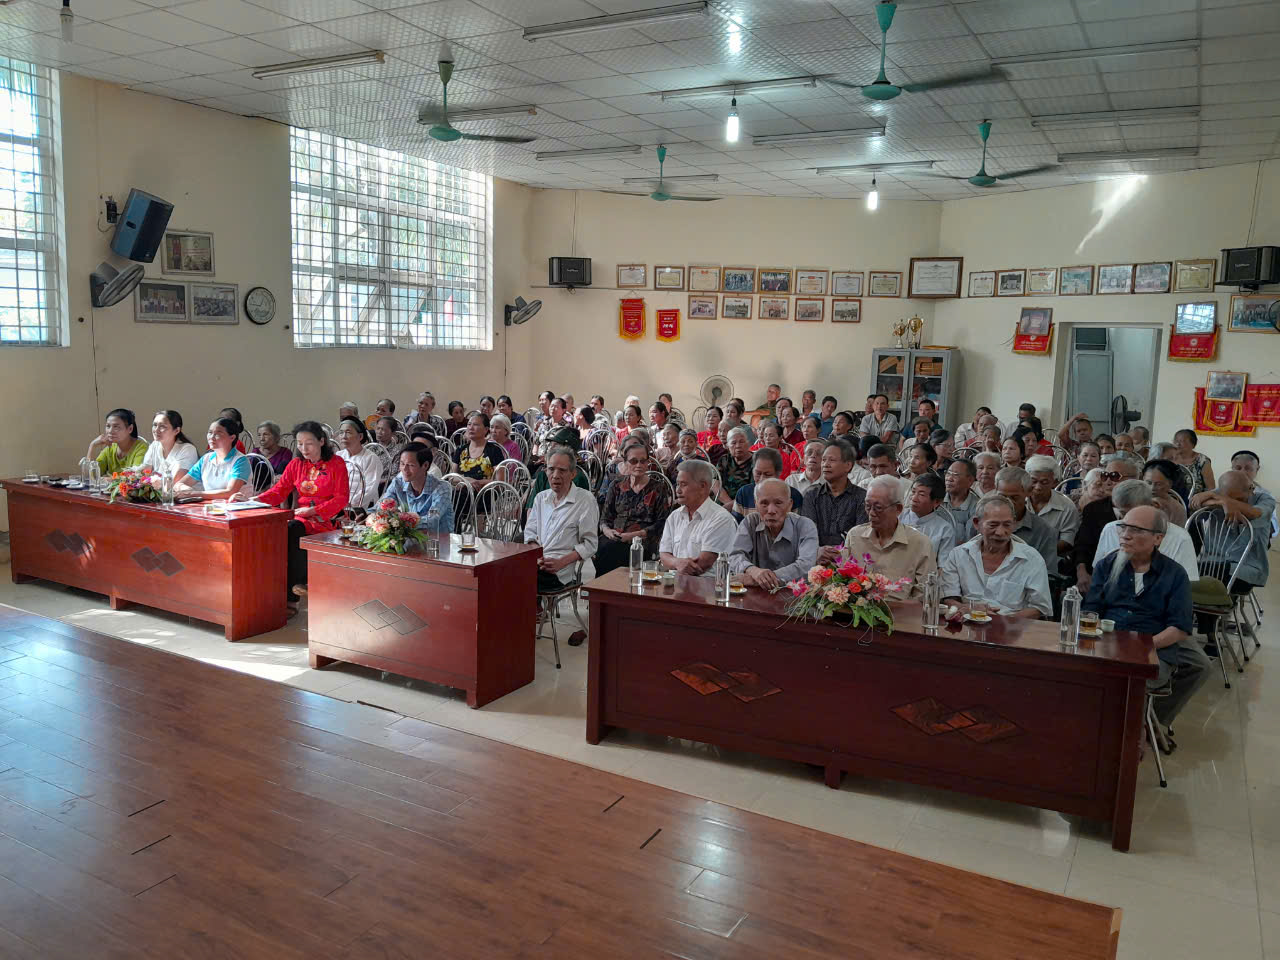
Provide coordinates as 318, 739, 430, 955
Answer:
503, 188, 942, 417
932, 160, 1280, 473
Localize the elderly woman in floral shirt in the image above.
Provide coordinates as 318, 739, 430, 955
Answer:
596, 436, 673, 575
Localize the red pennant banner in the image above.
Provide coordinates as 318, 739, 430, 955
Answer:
619, 298, 645, 340
1012, 323, 1053, 355
1167, 325, 1218, 362
1193, 388, 1256, 436
1240, 384, 1280, 426
656, 308, 680, 343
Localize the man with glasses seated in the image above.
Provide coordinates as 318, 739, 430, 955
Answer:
1094, 480, 1199, 583
659, 459, 737, 577
729, 478, 818, 590
843, 475, 935, 601
802, 438, 868, 563
941, 494, 1052, 619
1085, 504, 1206, 730
524, 446, 599, 646
1073, 452, 1142, 592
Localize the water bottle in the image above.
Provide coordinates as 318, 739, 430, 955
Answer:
160, 461, 174, 504
921, 571, 941, 630
1059, 585, 1082, 650
629, 535, 644, 587
79, 457, 91, 488
714, 553, 730, 604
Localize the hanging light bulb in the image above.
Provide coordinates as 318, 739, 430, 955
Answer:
866, 174, 879, 211
61, 0, 75, 42
725, 97, 739, 143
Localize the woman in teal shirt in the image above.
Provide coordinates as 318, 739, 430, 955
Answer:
86, 408, 147, 474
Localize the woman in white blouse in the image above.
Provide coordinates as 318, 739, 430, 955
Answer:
336, 417, 382, 510
141, 409, 197, 482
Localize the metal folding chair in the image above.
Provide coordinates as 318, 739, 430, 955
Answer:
243, 452, 274, 496
442, 473, 477, 534
536, 558, 587, 670
493, 459, 532, 504
363, 442, 394, 496
476, 480, 523, 542
1189, 506, 1258, 684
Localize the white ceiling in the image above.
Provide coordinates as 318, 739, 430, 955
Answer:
9, 0, 1280, 200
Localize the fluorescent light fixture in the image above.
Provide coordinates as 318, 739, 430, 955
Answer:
815, 161, 935, 175
866, 176, 879, 211
524, 1, 708, 41
992, 39, 1198, 68
446, 105, 538, 123
252, 50, 385, 79
725, 97, 739, 143
1031, 106, 1199, 129
621, 173, 719, 184
1057, 147, 1199, 163
752, 127, 885, 146
535, 145, 643, 161
659, 76, 819, 101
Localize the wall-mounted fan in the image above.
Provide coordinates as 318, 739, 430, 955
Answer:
420, 50, 537, 145
701, 374, 733, 408
921, 120, 1057, 187
89, 260, 143, 308
825, 1, 1005, 101
1110, 394, 1142, 434
609, 146, 721, 202
504, 295, 542, 326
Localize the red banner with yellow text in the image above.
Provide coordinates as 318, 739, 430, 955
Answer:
656, 308, 680, 343
1240, 384, 1280, 426
1194, 388, 1256, 437
619, 298, 645, 340
1167, 325, 1219, 362
1012, 323, 1053, 355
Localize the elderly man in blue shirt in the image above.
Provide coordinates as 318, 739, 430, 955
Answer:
1085, 504, 1207, 730
385, 442, 453, 534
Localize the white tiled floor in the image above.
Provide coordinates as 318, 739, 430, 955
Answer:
1, 562, 1277, 960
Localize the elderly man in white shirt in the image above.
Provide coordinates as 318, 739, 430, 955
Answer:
1093, 479, 1200, 582
524, 446, 599, 644
941, 494, 1052, 619
660, 458, 738, 577
1026, 454, 1081, 556
786, 440, 825, 498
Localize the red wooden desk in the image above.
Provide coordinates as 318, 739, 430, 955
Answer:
584, 568, 1159, 851
303, 531, 542, 708
2, 478, 289, 640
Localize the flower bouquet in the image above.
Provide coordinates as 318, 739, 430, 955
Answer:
780, 547, 912, 633
105, 466, 164, 504
350, 497, 429, 555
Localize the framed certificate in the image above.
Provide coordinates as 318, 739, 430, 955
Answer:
1174, 259, 1216, 293
868, 271, 902, 297
1027, 267, 1058, 295
908, 257, 962, 298
687, 265, 721, 291
795, 268, 829, 296
968, 271, 995, 297
616, 263, 646, 288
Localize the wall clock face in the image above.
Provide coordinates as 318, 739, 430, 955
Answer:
245, 286, 276, 325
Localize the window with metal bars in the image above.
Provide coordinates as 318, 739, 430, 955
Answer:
0, 58, 66, 347
289, 128, 492, 350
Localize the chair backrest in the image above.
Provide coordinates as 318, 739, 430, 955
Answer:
585, 428, 616, 463
646, 469, 676, 502
280, 431, 296, 453
242, 452, 274, 495
344, 456, 369, 509
954, 446, 978, 462
237, 431, 253, 454
494, 458, 531, 496
393, 430, 409, 447
523, 407, 540, 427
430, 448, 453, 477
442, 472, 477, 534
363, 442, 394, 495
450, 427, 468, 449
690, 404, 708, 431
669, 406, 686, 427
476, 480, 523, 542
320, 422, 334, 440
1188, 506, 1257, 592
578, 450, 604, 492
897, 442, 918, 473
428, 414, 447, 436
512, 431, 530, 464
512, 420, 533, 440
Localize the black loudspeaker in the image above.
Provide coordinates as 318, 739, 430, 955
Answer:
1219, 246, 1280, 289
110, 188, 174, 263
548, 256, 591, 287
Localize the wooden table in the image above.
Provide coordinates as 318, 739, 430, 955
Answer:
303, 531, 542, 707
2, 478, 290, 640
584, 568, 1158, 851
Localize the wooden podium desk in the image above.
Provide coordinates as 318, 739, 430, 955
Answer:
2, 478, 290, 640
303, 531, 541, 707
584, 568, 1158, 852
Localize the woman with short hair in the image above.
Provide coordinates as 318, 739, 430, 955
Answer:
87, 408, 147, 474
1143, 458, 1189, 527
445, 400, 469, 434
142, 410, 198, 481
490, 413, 521, 461
372, 416, 404, 462
252, 420, 292, 475
616, 404, 643, 443
454, 412, 507, 491
777, 404, 804, 448
974, 451, 1000, 495
1001, 434, 1026, 469
697, 406, 723, 449
1076, 467, 1108, 510
752, 421, 801, 478
174, 418, 252, 499
1171, 427, 1213, 496
598, 436, 673, 575
336, 417, 382, 509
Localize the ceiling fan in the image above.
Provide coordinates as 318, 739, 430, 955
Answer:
420, 51, 537, 145
826, 1, 1006, 101
609, 146, 721, 202
924, 120, 1057, 186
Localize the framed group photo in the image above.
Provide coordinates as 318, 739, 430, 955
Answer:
1134, 261, 1172, 294
190, 282, 238, 324
1205, 370, 1248, 404
794, 297, 824, 322
723, 266, 755, 293
757, 267, 792, 293
722, 295, 752, 319
1059, 265, 1094, 296
136, 279, 189, 323
1228, 295, 1280, 334
831, 298, 861, 323
687, 294, 717, 319
1098, 264, 1135, 294
996, 269, 1026, 297
759, 296, 789, 320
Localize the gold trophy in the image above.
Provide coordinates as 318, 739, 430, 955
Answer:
908, 314, 924, 348
892, 318, 907, 348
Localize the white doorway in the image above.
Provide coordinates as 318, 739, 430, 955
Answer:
1060, 324, 1162, 438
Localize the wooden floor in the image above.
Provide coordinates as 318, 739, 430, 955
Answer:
0, 603, 1121, 960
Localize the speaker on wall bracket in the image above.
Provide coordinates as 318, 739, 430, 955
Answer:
110, 188, 174, 263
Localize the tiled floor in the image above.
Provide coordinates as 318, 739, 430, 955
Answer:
0, 561, 1276, 960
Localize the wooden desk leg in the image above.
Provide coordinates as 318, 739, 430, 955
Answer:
109, 593, 131, 611
1111, 678, 1146, 852
586, 597, 607, 744
309, 651, 336, 669
824, 764, 845, 789
11, 572, 37, 584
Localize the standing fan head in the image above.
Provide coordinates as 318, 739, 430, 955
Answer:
700, 374, 734, 407
1110, 395, 1141, 434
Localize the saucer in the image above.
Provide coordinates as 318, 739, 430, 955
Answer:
729, 584, 748, 595
1078, 626, 1102, 638
963, 613, 992, 625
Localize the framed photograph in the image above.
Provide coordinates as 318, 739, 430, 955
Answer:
757, 267, 793, 294
794, 297, 824, 322
795, 268, 830, 296
1174, 258, 1216, 293
1098, 264, 1134, 295
688, 265, 721, 292
831, 298, 861, 323
1175, 301, 1217, 335
654, 264, 685, 290
758, 296, 789, 320
1134, 261, 1172, 294
722, 295, 752, 319
160, 230, 214, 276
968, 271, 995, 298
688, 294, 717, 319
996, 269, 1025, 297
1205, 370, 1248, 404
867, 271, 902, 297
136, 280, 188, 323
616, 263, 646, 288
831, 271, 863, 296
1228, 295, 1280, 334
1059, 265, 1094, 296
908, 257, 962, 299
190, 282, 238, 324
1018, 306, 1053, 337
1027, 267, 1058, 296
722, 266, 755, 293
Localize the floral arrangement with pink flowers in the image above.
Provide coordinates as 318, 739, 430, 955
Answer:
351, 497, 429, 555
105, 466, 164, 504
779, 546, 912, 633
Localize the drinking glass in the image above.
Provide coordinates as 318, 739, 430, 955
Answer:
23, 467, 38, 482
729, 575, 745, 595
209, 498, 228, 516
1080, 610, 1100, 633
965, 594, 989, 620
461, 529, 477, 549
642, 560, 660, 583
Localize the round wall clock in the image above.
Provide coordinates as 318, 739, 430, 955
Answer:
245, 286, 276, 325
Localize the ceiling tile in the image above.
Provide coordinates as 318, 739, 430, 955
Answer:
886, 35, 989, 66
61, 22, 170, 56
518, 54, 617, 82
106, 9, 234, 44
313, 11, 438, 47
542, 98, 622, 121
1201, 3, 1280, 37
1102, 66, 1199, 93
141, 47, 244, 75
75, 55, 190, 83
560, 75, 655, 98
978, 24, 1089, 59
1075, 0, 1197, 19
391, 1, 520, 38
250, 24, 357, 56
172, 0, 303, 33
248, 0, 376, 18
1082, 14, 1198, 46
453, 29, 571, 62
1108, 88, 1201, 110
956, 0, 1078, 33
583, 43, 705, 74
186, 35, 303, 66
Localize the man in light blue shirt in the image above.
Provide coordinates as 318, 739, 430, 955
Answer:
385, 442, 453, 534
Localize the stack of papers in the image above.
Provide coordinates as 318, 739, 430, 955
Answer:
222, 499, 271, 511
